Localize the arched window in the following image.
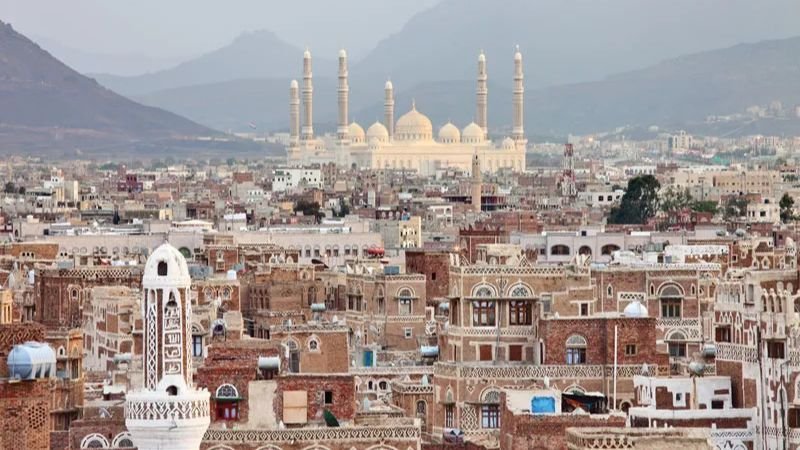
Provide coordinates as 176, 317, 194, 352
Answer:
81, 433, 109, 448
666, 331, 687, 358
157, 261, 168, 276
607, 285, 613, 297
510, 285, 531, 297
215, 384, 240, 421
578, 246, 592, 256
472, 285, 495, 297
659, 285, 683, 318
601, 244, 621, 256
416, 400, 427, 416
308, 336, 320, 352
550, 245, 571, 256
481, 389, 501, 428
166, 385, 178, 396
112, 433, 134, 448
566, 335, 587, 365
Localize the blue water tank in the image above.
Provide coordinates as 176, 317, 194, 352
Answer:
383, 266, 400, 275
7, 342, 57, 380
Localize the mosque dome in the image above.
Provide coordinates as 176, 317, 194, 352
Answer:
143, 242, 191, 288
438, 122, 461, 144
462, 122, 484, 144
395, 102, 433, 142
366, 122, 389, 143
623, 299, 648, 318
349, 122, 365, 143
502, 137, 515, 149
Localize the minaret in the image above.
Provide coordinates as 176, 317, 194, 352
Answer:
289, 79, 300, 147
471, 153, 482, 212
125, 243, 210, 450
384, 80, 395, 140
512, 45, 525, 142
301, 48, 314, 141
476, 50, 488, 140
337, 49, 349, 143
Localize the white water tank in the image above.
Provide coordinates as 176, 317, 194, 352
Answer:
7, 342, 56, 380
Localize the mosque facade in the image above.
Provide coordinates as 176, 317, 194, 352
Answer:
286, 48, 527, 176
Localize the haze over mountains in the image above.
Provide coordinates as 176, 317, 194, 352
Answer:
85, 0, 800, 137
0, 21, 212, 156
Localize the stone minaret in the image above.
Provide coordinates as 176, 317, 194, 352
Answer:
301, 49, 314, 141
289, 79, 300, 147
512, 45, 525, 142
337, 49, 349, 143
476, 50, 488, 140
471, 153, 482, 212
125, 242, 210, 450
384, 80, 395, 140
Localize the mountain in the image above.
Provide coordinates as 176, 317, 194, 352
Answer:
31, 35, 183, 76
352, 0, 800, 91
131, 36, 800, 138
0, 21, 213, 156
92, 30, 336, 97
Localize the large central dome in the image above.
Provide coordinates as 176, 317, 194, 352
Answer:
395, 101, 433, 142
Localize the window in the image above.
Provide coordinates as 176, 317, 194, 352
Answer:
715, 326, 731, 343
509, 345, 523, 361
661, 298, 682, 318
192, 335, 203, 357
668, 343, 687, 358
479, 345, 493, 361
399, 298, 412, 316
566, 335, 587, 365
789, 408, 800, 428
551, 245, 570, 256
607, 285, 613, 297
625, 344, 637, 356
509, 301, 531, 325
579, 303, 589, 316
308, 338, 319, 351
767, 341, 786, 359
445, 404, 454, 428
404, 328, 413, 339
416, 400, 426, 416
157, 261, 168, 276
472, 301, 496, 326
324, 390, 333, 404
711, 400, 724, 409
481, 404, 500, 428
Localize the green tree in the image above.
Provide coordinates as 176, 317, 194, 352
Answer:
660, 187, 693, 213
294, 200, 324, 222
691, 200, 718, 214
226, 157, 236, 167
3, 182, 15, 193
780, 193, 795, 223
608, 175, 661, 224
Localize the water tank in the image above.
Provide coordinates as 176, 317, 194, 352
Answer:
226, 269, 237, 281
7, 342, 56, 380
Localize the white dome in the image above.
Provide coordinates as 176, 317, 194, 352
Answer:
349, 122, 365, 143
462, 122, 484, 143
290, 79, 298, 89
623, 299, 648, 318
366, 122, 389, 142
303, 48, 311, 59
143, 242, 191, 288
478, 51, 486, 63
514, 45, 522, 61
502, 137, 515, 149
395, 102, 433, 142
438, 122, 461, 143
338, 49, 347, 58
385, 80, 393, 90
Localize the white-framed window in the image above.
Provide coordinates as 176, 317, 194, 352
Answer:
404, 328, 413, 339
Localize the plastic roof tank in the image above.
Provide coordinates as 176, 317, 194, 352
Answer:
7, 342, 56, 380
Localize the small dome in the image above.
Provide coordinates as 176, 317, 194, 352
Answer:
385, 80, 393, 90
514, 45, 522, 61
349, 122, 365, 143
338, 49, 347, 58
438, 122, 461, 143
290, 79, 298, 89
303, 48, 311, 59
395, 102, 433, 142
462, 122, 484, 143
366, 122, 389, 142
478, 51, 486, 63
502, 137, 515, 149
623, 299, 648, 318
143, 242, 191, 288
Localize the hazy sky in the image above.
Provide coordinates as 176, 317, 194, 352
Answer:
2, 0, 440, 60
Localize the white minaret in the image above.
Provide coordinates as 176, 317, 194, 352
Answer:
337, 49, 349, 143
476, 50, 488, 140
384, 80, 395, 140
289, 79, 300, 147
125, 243, 210, 450
301, 48, 314, 141
512, 45, 525, 142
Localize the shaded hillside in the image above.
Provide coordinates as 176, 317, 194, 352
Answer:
0, 21, 212, 155
93, 30, 336, 96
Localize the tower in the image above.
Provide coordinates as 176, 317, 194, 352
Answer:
301, 49, 314, 141
337, 49, 349, 143
289, 79, 300, 147
560, 143, 577, 198
125, 242, 210, 450
512, 45, 525, 142
471, 153, 482, 212
384, 80, 395, 140
476, 50, 488, 140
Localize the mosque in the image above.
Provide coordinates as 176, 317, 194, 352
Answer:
286, 47, 527, 176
